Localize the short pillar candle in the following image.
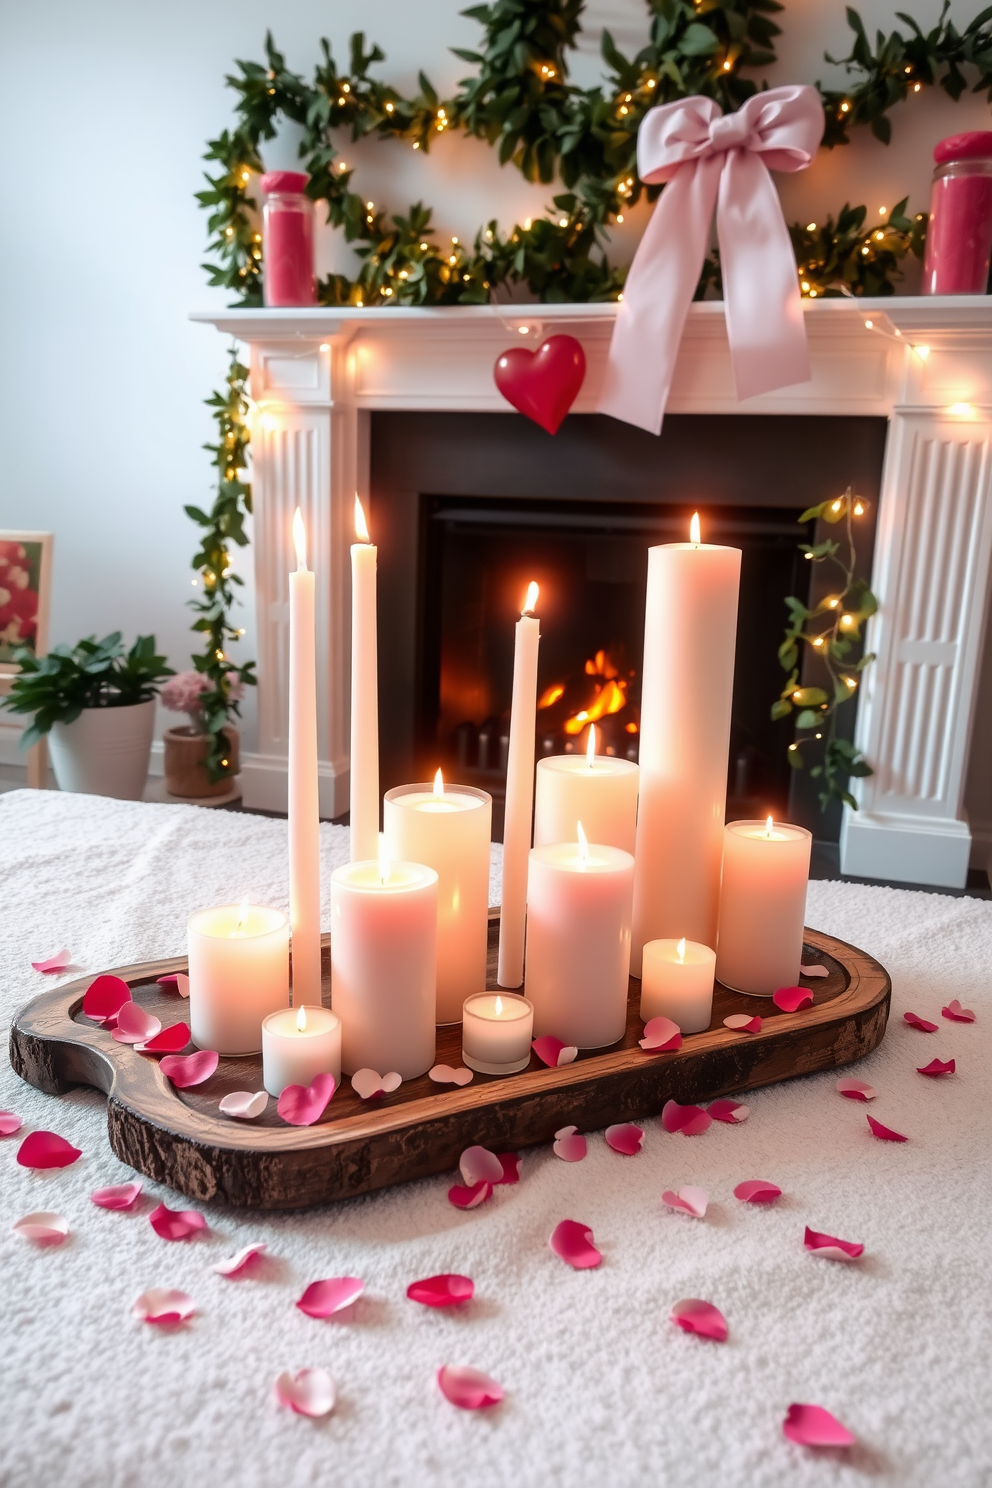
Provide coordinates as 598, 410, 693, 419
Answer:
461, 993, 534, 1075
187, 904, 289, 1056
262, 1005, 342, 1097
640, 937, 716, 1034
534, 728, 639, 855
716, 818, 812, 996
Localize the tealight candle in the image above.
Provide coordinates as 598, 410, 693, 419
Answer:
534, 726, 639, 854
640, 937, 716, 1033
262, 1004, 342, 1097
716, 818, 812, 996
187, 903, 289, 1055
461, 993, 534, 1075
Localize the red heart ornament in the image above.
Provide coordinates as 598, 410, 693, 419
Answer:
493, 334, 586, 434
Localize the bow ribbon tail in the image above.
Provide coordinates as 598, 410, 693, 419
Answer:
717, 149, 810, 403
597, 156, 722, 436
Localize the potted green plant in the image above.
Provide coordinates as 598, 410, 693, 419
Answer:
159, 670, 241, 798
6, 633, 173, 799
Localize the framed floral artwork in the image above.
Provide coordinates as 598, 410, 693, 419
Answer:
0, 531, 53, 671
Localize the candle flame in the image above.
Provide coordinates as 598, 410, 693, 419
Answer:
521, 580, 539, 616
577, 820, 589, 864
296, 1006, 307, 1032
677, 936, 686, 964
765, 815, 774, 838
433, 768, 444, 797
586, 724, 597, 764
354, 495, 370, 543
495, 995, 503, 1015
378, 832, 389, 886
237, 897, 249, 929
293, 507, 307, 570
690, 511, 701, 546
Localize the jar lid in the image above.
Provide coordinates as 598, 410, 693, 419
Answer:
933, 131, 992, 164
259, 170, 310, 194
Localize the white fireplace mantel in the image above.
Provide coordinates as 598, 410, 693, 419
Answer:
191, 296, 992, 889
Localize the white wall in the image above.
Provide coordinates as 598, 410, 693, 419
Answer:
0, 0, 990, 849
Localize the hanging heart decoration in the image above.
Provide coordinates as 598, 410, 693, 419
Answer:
493, 334, 586, 435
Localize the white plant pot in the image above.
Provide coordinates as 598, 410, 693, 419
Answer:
48, 698, 156, 800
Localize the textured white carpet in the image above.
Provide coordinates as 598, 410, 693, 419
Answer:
1, 789, 990, 1488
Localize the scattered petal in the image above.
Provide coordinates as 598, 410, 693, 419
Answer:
773, 985, 814, 1012
708, 1098, 749, 1123
662, 1186, 708, 1218
274, 1368, 335, 1418
407, 1274, 474, 1308
132, 1288, 195, 1325
136, 1021, 191, 1055
605, 1122, 644, 1155
160, 1050, 219, 1089
670, 1298, 727, 1341
13, 1211, 70, 1245
82, 973, 132, 1023
448, 1180, 492, 1210
175, 972, 190, 998
0, 1111, 23, 1136
495, 1153, 520, 1184
662, 1100, 712, 1136
214, 1242, 267, 1278
531, 1035, 578, 1068
918, 1058, 955, 1077
837, 1078, 876, 1101
428, 1064, 474, 1086
149, 1201, 207, 1242
32, 949, 71, 974
549, 1219, 601, 1269
783, 1403, 855, 1449
734, 1179, 782, 1205
156, 973, 179, 987
800, 963, 830, 978
437, 1365, 503, 1410
904, 1011, 938, 1032
459, 1144, 505, 1186
112, 1002, 162, 1045
638, 1016, 682, 1052
91, 1181, 143, 1210
723, 1013, 761, 1034
351, 1068, 402, 1100
16, 1131, 81, 1169
296, 1277, 364, 1318
942, 999, 975, 1023
218, 1090, 269, 1120
867, 1113, 908, 1142
804, 1225, 864, 1261
276, 1072, 336, 1125
553, 1125, 587, 1162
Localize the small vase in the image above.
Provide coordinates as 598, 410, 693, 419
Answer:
48, 699, 156, 800
163, 725, 240, 799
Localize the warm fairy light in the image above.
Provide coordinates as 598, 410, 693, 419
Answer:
354, 495, 370, 543
831, 498, 843, 513
434, 768, 444, 797
853, 500, 866, 516
765, 816, 773, 838
378, 833, 389, 886
840, 613, 855, 630
297, 1006, 307, 1032
948, 403, 973, 417
293, 507, 307, 570
826, 596, 840, 609
812, 636, 824, 647
864, 318, 873, 329
518, 324, 530, 334
690, 511, 701, 545
522, 581, 539, 615
586, 724, 597, 764
676, 936, 686, 964
843, 675, 858, 690
912, 344, 930, 362
577, 820, 589, 864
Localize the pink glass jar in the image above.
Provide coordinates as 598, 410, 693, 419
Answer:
922, 131, 992, 295
260, 170, 316, 307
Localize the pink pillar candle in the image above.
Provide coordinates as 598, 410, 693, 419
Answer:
715, 819, 812, 996
922, 132, 992, 295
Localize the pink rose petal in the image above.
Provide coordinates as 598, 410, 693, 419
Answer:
773, 985, 814, 1012
112, 1001, 162, 1045
837, 1077, 876, 1101
734, 1179, 782, 1205
156, 973, 179, 986
214, 1242, 267, 1278
662, 1186, 708, 1218
136, 1021, 191, 1055
495, 1152, 520, 1184
296, 1276, 364, 1318
605, 1122, 644, 1155
32, 949, 71, 974
351, 1068, 402, 1100
448, 1180, 492, 1209
149, 1201, 207, 1242
904, 1011, 938, 1032
276, 1071, 335, 1125
91, 1180, 143, 1210
13, 1211, 70, 1246
804, 1225, 864, 1261
428, 1064, 474, 1086
176, 972, 190, 998
723, 1013, 762, 1034
437, 1364, 503, 1410
918, 1058, 955, 1076
553, 1125, 587, 1162
638, 1016, 682, 1051
942, 999, 975, 1023
783, 1403, 855, 1449
0, 1111, 23, 1136
549, 1218, 601, 1269
662, 1099, 712, 1136
407, 1274, 474, 1307
274, 1368, 336, 1418
459, 1144, 505, 1186
132, 1288, 195, 1325
708, 1098, 749, 1123
218, 1090, 268, 1120
16, 1130, 81, 1169
800, 963, 830, 978
160, 1050, 219, 1089
867, 1113, 909, 1142
671, 1298, 727, 1341
82, 973, 132, 1022
531, 1035, 578, 1068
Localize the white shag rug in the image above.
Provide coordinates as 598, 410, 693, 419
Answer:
1, 789, 989, 1488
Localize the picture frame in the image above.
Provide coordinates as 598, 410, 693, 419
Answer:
0, 530, 53, 672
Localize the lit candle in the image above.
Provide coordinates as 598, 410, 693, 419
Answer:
632, 512, 741, 972
716, 817, 812, 996
350, 496, 379, 863
461, 992, 534, 1075
289, 507, 322, 1003
330, 842, 437, 1078
640, 936, 716, 1033
525, 823, 634, 1049
261, 1004, 342, 1097
534, 725, 639, 853
497, 581, 541, 988
383, 771, 491, 1023
187, 902, 289, 1055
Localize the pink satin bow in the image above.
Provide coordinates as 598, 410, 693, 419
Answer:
598, 86, 824, 436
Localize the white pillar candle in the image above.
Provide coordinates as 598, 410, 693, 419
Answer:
640, 937, 716, 1033
350, 496, 380, 863
632, 513, 741, 973
289, 508, 322, 1004
461, 993, 534, 1075
262, 1005, 342, 1096
187, 903, 289, 1055
716, 818, 812, 996
330, 852, 437, 1078
534, 726, 639, 853
383, 775, 491, 1024
524, 826, 634, 1049
497, 582, 541, 988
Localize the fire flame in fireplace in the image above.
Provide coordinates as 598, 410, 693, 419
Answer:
555, 649, 631, 735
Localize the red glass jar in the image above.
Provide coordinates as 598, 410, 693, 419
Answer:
922, 131, 992, 295
260, 170, 316, 307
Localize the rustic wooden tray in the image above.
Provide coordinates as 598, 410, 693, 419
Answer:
9, 914, 889, 1210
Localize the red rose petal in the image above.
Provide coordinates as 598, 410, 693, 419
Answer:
91, 1181, 143, 1210
136, 1021, 191, 1055
904, 1011, 938, 1032
437, 1364, 503, 1410
671, 1298, 727, 1341
783, 1403, 855, 1449
531, 1035, 577, 1068
723, 1013, 762, 1034
942, 999, 975, 1023
16, 1131, 81, 1169
836, 1078, 877, 1101
82, 973, 132, 1022
772, 985, 814, 1012
553, 1125, 587, 1162
274, 1368, 336, 1417
276, 1071, 335, 1124
549, 1218, 601, 1269
804, 1225, 864, 1261
132, 1288, 195, 1325
407, 1274, 474, 1308
112, 1001, 162, 1045
149, 1201, 207, 1242
734, 1179, 782, 1205
459, 1145, 505, 1186
0, 1111, 23, 1136
662, 1186, 708, 1218
605, 1122, 644, 1155
638, 1016, 682, 1051
32, 949, 71, 974
447, 1180, 492, 1209
296, 1277, 364, 1318
661, 1099, 712, 1136
495, 1152, 520, 1184
160, 1050, 219, 1089
918, 1058, 955, 1076
867, 1113, 909, 1142
708, 1098, 749, 1123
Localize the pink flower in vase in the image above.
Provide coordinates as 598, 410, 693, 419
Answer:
160, 670, 213, 730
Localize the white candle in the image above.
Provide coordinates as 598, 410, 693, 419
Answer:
534, 725, 639, 854
461, 993, 534, 1075
525, 825, 634, 1049
716, 818, 812, 996
383, 774, 491, 1023
187, 903, 289, 1055
632, 512, 741, 972
262, 1004, 341, 1097
330, 849, 437, 1078
350, 497, 380, 863
289, 508, 322, 1003
497, 581, 541, 988
640, 937, 716, 1033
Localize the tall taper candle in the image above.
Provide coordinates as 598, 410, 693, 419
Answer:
497, 581, 541, 988
350, 496, 379, 863
632, 513, 741, 973
289, 507, 322, 1002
